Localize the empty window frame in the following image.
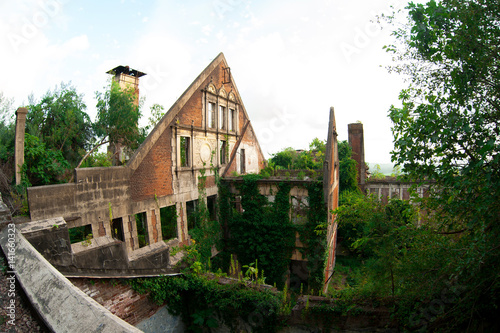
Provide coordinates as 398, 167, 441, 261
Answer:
207, 195, 217, 221
68, 224, 93, 244
160, 205, 178, 241
220, 140, 227, 165
219, 105, 226, 130
228, 108, 235, 131
186, 200, 198, 230
180, 136, 190, 167
135, 212, 149, 248
111, 217, 125, 242
208, 102, 216, 128
240, 149, 246, 174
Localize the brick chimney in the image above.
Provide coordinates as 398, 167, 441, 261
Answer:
348, 123, 366, 190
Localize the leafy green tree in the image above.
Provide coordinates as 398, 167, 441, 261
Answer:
26, 83, 93, 165
386, 0, 500, 329
387, 0, 499, 228
269, 138, 326, 170
21, 133, 70, 186
148, 103, 165, 128
0, 92, 14, 163
338, 140, 359, 194
78, 80, 144, 168
269, 147, 295, 169
368, 164, 385, 180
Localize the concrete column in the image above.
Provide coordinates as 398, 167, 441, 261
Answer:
14, 107, 28, 185
348, 123, 366, 189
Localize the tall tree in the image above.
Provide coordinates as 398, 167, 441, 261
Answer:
0, 92, 14, 163
78, 80, 145, 168
26, 83, 93, 166
338, 140, 359, 195
386, 0, 499, 330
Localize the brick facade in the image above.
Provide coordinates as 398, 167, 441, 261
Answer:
69, 278, 161, 326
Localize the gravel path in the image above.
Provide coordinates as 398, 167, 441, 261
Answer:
0, 257, 49, 333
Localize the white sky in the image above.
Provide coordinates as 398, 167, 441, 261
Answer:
0, 0, 419, 164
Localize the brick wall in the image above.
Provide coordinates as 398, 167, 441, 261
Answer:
69, 278, 161, 326
130, 129, 173, 202
348, 123, 366, 187
178, 88, 204, 127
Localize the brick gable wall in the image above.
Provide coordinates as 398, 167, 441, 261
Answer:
130, 129, 173, 202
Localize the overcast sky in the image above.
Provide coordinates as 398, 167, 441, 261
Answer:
0, 0, 421, 164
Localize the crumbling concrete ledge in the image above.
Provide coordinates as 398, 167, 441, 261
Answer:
0, 226, 143, 333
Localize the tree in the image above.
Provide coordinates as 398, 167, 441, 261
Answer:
148, 103, 165, 128
269, 138, 326, 170
269, 147, 295, 169
338, 140, 359, 194
21, 133, 70, 187
26, 83, 93, 165
0, 92, 14, 163
77, 80, 144, 168
386, 0, 500, 330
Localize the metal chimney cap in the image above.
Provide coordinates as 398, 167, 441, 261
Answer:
106, 65, 146, 77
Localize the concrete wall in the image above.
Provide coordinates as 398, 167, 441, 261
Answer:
365, 178, 429, 204
0, 225, 143, 333
18, 217, 178, 277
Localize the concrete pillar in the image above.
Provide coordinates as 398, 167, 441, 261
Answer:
14, 107, 28, 185
348, 123, 366, 190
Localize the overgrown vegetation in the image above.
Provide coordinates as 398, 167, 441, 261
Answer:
268, 137, 325, 171
325, 2, 500, 331
296, 181, 328, 293
129, 272, 286, 332
0, 80, 156, 215
188, 159, 223, 267
227, 174, 296, 289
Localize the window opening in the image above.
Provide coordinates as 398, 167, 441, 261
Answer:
186, 200, 198, 230
135, 212, 148, 248
219, 105, 226, 130
240, 149, 246, 174
207, 195, 217, 221
229, 108, 235, 131
220, 140, 227, 164
69, 224, 93, 244
208, 102, 215, 128
111, 217, 124, 241
180, 136, 190, 167
160, 205, 178, 241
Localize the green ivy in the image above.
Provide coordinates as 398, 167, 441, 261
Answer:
297, 181, 328, 293
188, 159, 223, 267
228, 175, 296, 289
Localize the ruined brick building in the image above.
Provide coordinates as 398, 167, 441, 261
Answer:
17, 53, 339, 295
25, 53, 265, 275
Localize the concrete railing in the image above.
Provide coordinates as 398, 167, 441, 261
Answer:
0, 224, 143, 333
